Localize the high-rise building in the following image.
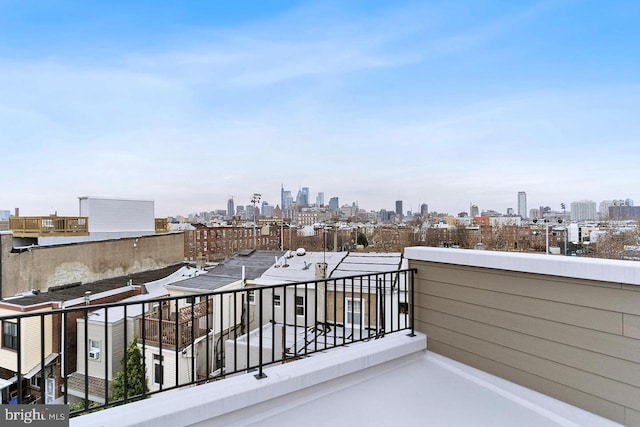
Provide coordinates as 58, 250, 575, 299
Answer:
316, 192, 324, 207
328, 197, 339, 212
571, 200, 597, 221
600, 199, 635, 218
227, 198, 234, 218
517, 192, 527, 218
395, 200, 403, 218
281, 185, 293, 210
261, 202, 274, 218
420, 203, 428, 216
296, 187, 309, 207
470, 204, 479, 217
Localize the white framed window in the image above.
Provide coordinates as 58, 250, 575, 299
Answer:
248, 290, 256, 305
273, 294, 281, 307
295, 296, 304, 316
345, 298, 363, 327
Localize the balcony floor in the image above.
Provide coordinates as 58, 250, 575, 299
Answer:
72, 332, 621, 427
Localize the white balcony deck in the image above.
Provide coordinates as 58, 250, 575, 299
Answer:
71, 331, 620, 427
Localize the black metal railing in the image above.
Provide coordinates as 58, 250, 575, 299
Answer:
0, 268, 416, 416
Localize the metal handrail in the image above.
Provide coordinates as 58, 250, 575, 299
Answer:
0, 268, 416, 416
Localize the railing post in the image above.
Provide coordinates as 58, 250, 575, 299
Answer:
104, 307, 110, 405
255, 288, 267, 379
84, 308, 89, 411
408, 269, 416, 337
16, 318, 22, 404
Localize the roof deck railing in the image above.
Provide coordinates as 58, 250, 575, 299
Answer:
0, 268, 415, 416
8, 216, 89, 237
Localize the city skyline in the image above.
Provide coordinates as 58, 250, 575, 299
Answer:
1, 1, 639, 217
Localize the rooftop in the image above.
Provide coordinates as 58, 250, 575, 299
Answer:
254, 250, 404, 285
71, 332, 620, 427
168, 250, 285, 292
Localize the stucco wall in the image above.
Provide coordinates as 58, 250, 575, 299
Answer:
1, 232, 184, 298
405, 247, 640, 427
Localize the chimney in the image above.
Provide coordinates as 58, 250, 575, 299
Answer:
84, 291, 91, 305
14, 208, 19, 217
315, 262, 327, 280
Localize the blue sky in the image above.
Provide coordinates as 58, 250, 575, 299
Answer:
1, 0, 639, 217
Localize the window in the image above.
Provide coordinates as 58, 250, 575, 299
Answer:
273, 294, 281, 307
345, 299, 363, 327
248, 290, 256, 305
295, 296, 304, 316
153, 354, 164, 385
2, 321, 18, 351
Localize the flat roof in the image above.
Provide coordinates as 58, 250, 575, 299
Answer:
71, 332, 620, 427
168, 250, 286, 292
254, 251, 405, 285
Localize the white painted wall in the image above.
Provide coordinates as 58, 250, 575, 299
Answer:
79, 197, 155, 233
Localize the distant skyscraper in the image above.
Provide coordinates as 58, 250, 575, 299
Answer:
328, 197, 339, 211
261, 202, 274, 218
470, 204, 479, 217
283, 192, 293, 209
600, 199, 634, 218
227, 197, 234, 218
296, 187, 309, 207
571, 200, 597, 221
395, 200, 403, 217
518, 192, 527, 218
316, 192, 324, 207
420, 203, 428, 216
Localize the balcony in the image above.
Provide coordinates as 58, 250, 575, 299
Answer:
2, 248, 639, 426
8, 216, 89, 237
138, 298, 213, 350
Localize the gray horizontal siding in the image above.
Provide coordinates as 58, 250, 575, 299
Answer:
411, 259, 640, 427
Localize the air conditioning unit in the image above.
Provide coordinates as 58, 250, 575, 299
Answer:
89, 349, 100, 360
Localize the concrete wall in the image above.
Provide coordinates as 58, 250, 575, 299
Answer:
405, 247, 640, 427
1, 232, 184, 298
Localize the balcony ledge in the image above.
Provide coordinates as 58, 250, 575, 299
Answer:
405, 247, 640, 285
71, 332, 426, 427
